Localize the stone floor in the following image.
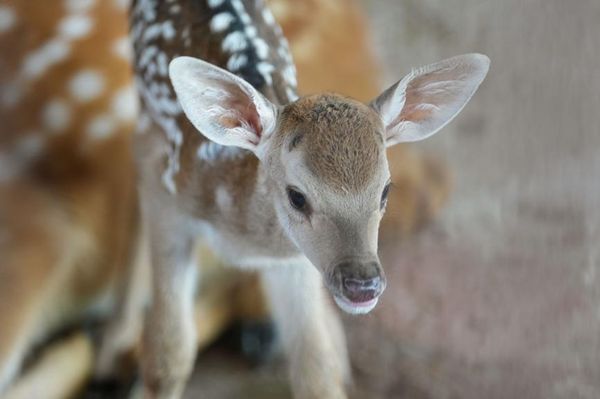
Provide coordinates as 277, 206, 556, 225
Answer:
185, 0, 600, 398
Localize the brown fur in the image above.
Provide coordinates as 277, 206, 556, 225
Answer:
0, 0, 451, 396
281, 94, 383, 193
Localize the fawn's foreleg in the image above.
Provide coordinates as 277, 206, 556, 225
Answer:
139, 206, 198, 399
261, 260, 350, 399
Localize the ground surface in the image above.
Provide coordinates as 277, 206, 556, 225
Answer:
185, 0, 600, 398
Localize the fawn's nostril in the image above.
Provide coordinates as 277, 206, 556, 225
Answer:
342, 276, 382, 302
343, 277, 380, 291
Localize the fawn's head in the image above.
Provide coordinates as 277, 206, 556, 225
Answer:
170, 54, 489, 314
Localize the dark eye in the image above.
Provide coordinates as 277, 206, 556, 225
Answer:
287, 187, 307, 211
380, 183, 391, 209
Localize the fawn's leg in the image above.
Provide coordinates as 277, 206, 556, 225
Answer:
261, 260, 350, 399
139, 205, 198, 399
95, 231, 150, 379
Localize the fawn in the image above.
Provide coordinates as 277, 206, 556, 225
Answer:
131, 0, 489, 397
1, 0, 442, 396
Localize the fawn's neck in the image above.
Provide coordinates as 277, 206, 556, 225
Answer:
131, 0, 298, 194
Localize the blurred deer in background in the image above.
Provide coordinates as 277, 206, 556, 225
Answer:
131, 0, 488, 398
0, 0, 140, 394
0, 0, 475, 397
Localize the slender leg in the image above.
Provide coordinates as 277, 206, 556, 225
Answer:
95, 231, 150, 379
139, 206, 198, 399
261, 259, 350, 399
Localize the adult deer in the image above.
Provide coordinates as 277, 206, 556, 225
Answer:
131, 0, 489, 397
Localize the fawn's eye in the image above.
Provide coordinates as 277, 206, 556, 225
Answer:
287, 187, 307, 211
380, 183, 391, 209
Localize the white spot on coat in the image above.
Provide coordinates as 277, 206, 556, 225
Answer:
22, 39, 70, 79
222, 31, 247, 53
261, 7, 276, 26
227, 53, 248, 71
42, 100, 72, 133
207, 0, 225, 8
113, 0, 131, 10
215, 185, 233, 211
0, 133, 45, 182
69, 70, 105, 102
0, 5, 17, 33
252, 37, 269, 59
112, 85, 140, 122
87, 114, 117, 139
65, 0, 97, 13
210, 12, 234, 33
58, 14, 93, 39
257, 62, 275, 85
112, 37, 132, 61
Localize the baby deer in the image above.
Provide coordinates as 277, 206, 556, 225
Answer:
131, 0, 489, 397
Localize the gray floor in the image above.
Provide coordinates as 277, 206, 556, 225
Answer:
186, 1, 600, 397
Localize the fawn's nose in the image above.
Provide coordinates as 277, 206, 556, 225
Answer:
336, 260, 386, 303
342, 276, 384, 303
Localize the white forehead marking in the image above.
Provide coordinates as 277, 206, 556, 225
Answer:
210, 12, 234, 33
112, 85, 140, 122
112, 37, 132, 61
0, 5, 17, 34
42, 99, 72, 133
58, 14, 93, 39
207, 0, 225, 8
169, 4, 181, 14
65, 0, 96, 13
23, 39, 71, 79
69, 69, 105, 102
86, 114, 117, 140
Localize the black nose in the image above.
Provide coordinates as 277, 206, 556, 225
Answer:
342, 276, 383, 303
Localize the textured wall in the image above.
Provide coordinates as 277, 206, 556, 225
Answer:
346, 0, 600, 398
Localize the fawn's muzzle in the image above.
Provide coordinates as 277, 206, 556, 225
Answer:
331, 259, 386, 314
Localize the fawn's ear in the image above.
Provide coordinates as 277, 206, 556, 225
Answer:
169, 56, 278, 157
371, 53, 490, 147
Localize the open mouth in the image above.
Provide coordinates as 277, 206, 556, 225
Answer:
333, 294, 379, 315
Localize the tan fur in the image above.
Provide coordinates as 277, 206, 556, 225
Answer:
281, 94, 383, 193
0, 0, 453, 397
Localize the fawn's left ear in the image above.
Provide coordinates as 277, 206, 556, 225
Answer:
370, 53, 490, 147
169, 56, 278, 157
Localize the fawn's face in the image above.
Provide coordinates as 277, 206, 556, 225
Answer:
170, 53, 490, 314
265, 95, 390, 313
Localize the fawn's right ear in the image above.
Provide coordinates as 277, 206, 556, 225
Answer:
169, 56, 278, 158
370, 53, 490, 147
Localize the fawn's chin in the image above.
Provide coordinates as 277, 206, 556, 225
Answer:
333, 295, 379, 315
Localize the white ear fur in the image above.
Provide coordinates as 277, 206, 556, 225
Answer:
169, 56, 278, 156
371, 53, 490, 146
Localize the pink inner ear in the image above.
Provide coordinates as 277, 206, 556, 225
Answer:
218, 81, 263, 141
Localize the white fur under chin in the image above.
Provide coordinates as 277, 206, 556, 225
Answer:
333, 295, 379, 315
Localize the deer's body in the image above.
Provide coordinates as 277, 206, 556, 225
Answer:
0, 0, 404, 394
132, 0, 489, 398
0, 0, 487, 397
